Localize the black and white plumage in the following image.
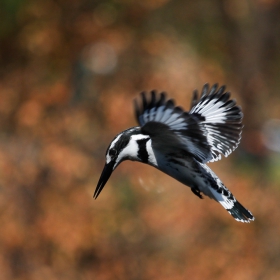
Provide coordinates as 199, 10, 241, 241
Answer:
95, 84, 254, 223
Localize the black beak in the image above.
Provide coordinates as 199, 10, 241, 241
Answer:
94, 161, 115, 199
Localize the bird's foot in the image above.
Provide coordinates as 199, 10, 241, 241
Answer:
191, 187, 203, 199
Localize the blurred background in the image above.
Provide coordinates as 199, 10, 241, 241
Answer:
0, 0, 280, 279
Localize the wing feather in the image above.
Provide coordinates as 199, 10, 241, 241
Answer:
190, 84, 243, 162
135, 90, 212, 163
134, 84, 243, 163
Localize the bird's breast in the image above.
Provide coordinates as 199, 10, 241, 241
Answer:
153, 155, 198, 188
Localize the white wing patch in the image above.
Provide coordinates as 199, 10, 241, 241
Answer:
154, 106, 165, 122
193, 101, 227, 123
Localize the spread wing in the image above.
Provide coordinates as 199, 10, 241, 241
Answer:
134, 90, 212, 163
134, 84, 243, 163
190, 84, 243, 162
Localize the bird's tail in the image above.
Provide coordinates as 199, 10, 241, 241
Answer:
200, 163, 254, 223
209, 186, 255, 223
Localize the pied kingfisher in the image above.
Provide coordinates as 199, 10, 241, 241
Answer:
95, 84, 254, 223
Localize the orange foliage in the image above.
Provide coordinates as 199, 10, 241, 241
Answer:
0, 0, 280, 279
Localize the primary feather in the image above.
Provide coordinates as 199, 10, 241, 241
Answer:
135, 83, 243, 163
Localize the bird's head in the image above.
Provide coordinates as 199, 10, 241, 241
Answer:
94, 127, 146, 199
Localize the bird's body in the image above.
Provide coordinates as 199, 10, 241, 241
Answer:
95, 84, 254, 223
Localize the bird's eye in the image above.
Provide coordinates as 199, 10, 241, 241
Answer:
109, 149, 117, 157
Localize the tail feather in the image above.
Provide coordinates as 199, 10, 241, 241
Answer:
209, 186, 255, 223
226, 200, 254, 223
199, 162, 254, 223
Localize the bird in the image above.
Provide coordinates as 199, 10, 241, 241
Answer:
94, 84, 254, 223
